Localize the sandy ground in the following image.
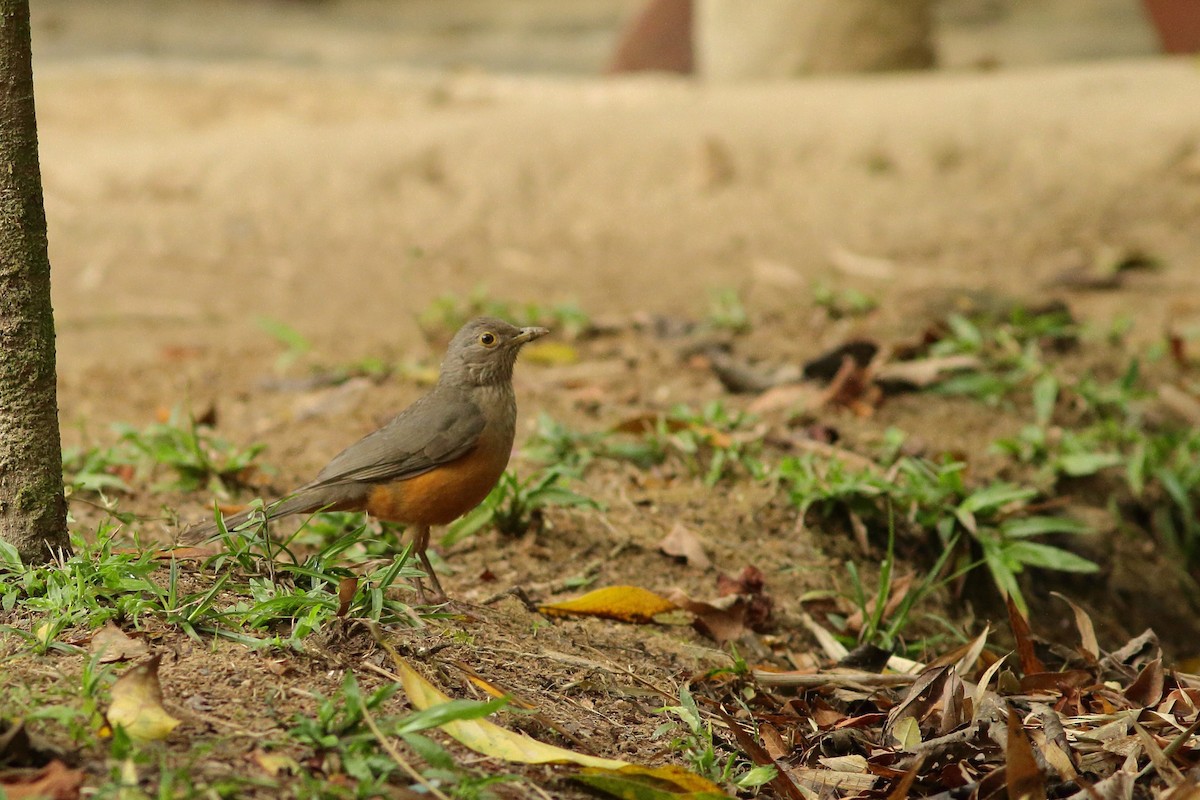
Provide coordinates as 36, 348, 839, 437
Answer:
39, 58, 1200, 408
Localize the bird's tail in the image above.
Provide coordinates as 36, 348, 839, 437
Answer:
178, 487, 346, 545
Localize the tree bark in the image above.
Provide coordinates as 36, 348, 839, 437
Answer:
0, 0, 68, 562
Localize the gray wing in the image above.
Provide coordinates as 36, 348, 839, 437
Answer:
301, 388, 486, 489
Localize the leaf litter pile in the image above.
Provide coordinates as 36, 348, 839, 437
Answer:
8, 285, 1200, 797
737, 601, 1200, 800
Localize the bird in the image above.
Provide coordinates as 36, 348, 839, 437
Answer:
184, 317, 549, 600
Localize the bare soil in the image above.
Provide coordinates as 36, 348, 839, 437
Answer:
4, 4, 1200, 796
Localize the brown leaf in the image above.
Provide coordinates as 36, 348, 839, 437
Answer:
657, 524, 712, 570
1006, 596, 1047, 676
1018, 671, 1093, 694
834, 712, 888, 730
715, 566, 772, 631
711, 706, 804, 800
938, 670, 967, 735
717, 565, 765, 597
819, 357, 881, 416
90, 623, 149, 664
845, 573, 915, 634
747, 383, 822, 414
0, 759, 84, 800
789, 768, 878, 793
665, 589, 748, 644
1065, 769, 1133, 800
1125, 658, 1165, 708
1160, 782, 1200, 800
261, 657, 294, 678
336, 577, 357, 618
1005, 705, 1047, 800
1133, 722, 1184, 786
886, 755, 925, 800
1050, 592, 1100, 662
1169, 332, 1188, 369
1103, 629, 1161, 672
759, 723, 787, 760
610, 413, 676, 435
926, 625, 990, 675
884, 666, 952, 741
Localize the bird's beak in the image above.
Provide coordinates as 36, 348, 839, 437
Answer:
514, 326, 550, 344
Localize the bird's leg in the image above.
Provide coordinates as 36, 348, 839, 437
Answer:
412, 524, 447, 604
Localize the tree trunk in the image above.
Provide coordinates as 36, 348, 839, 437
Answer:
695, 0, 936, 80
0, 1, 69, 562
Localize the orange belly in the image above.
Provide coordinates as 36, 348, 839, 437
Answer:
365, 446, 510, 526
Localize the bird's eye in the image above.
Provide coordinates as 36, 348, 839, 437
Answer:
478, 331, 497, 347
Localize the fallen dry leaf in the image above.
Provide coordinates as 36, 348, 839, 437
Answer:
823, 357, 883, 416
449, 662, 591, 750
90, 623, 149, 664
874, 355, 981, 391
1006, 596, 1047, 675
336, 576, 357, 618
746, 383, 822, 414
539, 586, 678, 624
575, 764, 731, 799
1050, 592, 1100, 662
845, 573, 915, 634
802, 340, 879, 382
711, 705, 805, 800
1006, 704, 1048, 800
106, 655, 181, 743
251, 750, 301, 777
666, 589, 749, 644
390, 652, 628, 769
716, 565, 773, 632
0, 759, 84, 800
1125, 658, 1165, 708
658, 524, 712, 570
523, 341, 579, 366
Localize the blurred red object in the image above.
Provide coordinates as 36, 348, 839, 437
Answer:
607, 0, 693, 74
1142, 0, 1200, 53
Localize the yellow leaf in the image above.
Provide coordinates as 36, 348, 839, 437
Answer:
576, 764, 732, 799
393, 653, 628, 769
539, 586, 678, 623
524, 341, 579, 366
253, 750, 302, 776
891, 715, 922, 751
34, 621, 55, 648
106, 655, 181, 743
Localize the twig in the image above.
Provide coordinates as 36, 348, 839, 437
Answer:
359, 688, 451, 800
753, 670, 919, 688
